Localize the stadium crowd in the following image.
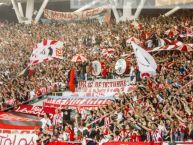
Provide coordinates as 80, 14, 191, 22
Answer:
0, 12, 193, 144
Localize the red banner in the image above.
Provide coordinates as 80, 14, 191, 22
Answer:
103, 142, 161, 145
14, 104, 56, 119
47, 141, 161, 145
48, 142, 81, 145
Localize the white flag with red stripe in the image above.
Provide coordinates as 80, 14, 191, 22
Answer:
132, 43, 157, 77
30, 39, 63, 65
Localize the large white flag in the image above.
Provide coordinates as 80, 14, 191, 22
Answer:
30, 40, 63, 65
131, 43, 157, 77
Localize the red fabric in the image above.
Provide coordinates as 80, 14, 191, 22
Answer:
0, 123, 39, 130
69, 129, 74, 141
103, 142, 161, 145
28, 68, 35, 78
48, 142, 162, 145
47, 142, 81, 145
69, 67, 75, 92
101, 62, 109, 77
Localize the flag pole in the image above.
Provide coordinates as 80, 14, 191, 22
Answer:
17, 65, 30, 77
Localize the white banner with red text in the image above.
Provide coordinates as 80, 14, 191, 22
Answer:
77, 78, 136, 97
35, 83, 57, 97
0, 134, 38, 145
44, 6, 111, 22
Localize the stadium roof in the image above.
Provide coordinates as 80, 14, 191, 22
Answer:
0, 0, 67, 5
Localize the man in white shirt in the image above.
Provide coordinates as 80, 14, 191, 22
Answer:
40, 113, 52, 129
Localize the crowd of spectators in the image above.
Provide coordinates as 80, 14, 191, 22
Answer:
0, 12, 193, 144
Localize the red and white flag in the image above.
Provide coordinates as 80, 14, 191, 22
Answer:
71, 54, 87, 63
29, 39, 63, 65
165, 27, 178, 37
102, 48, 115, 58
177, 44, 193, 52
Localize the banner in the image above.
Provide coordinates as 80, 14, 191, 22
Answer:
0, 129, 35, 134
35, 83, 57, 97
14, 104, 55, 119
0, 112, 39, 123
156, 0, 193, 7
44, 6, 110, 21
47, 141, 193, 145
103, 142, 161, 145
48, 141, 161, 145
77, 78, 136, 97
0, 134, 37, 145
48, 141, 81, 145
102, 142, 193, 145
49, 95, 114, 100
45, 79, 135, 110
44, 98, 112, 108
0, 112, 41, 130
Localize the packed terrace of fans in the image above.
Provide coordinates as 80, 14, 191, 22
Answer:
0, 14, 193, 144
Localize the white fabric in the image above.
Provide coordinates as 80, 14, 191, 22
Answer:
146, 39, 153, 48
132, 43, 157, 76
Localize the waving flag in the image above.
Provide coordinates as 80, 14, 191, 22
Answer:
69, 67, 75, 92
102, 48, 115, 58
132, 43, 157, 77
30, 40, 63, 65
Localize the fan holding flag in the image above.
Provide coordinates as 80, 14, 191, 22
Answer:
19, 39, 64, 77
